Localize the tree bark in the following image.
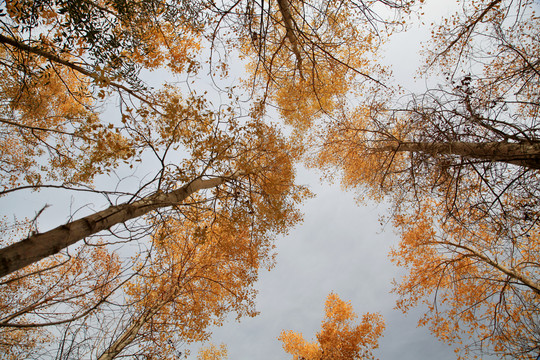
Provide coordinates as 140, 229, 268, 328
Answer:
97, 301, 166, 360
0, 175, 236, 278
276, 0, 303, 78
380, 141, 540, 169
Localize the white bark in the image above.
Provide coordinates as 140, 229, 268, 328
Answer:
0, 175, 237, 278
97, 301, 167, 360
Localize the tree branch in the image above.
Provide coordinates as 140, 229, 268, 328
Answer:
0, 34, 157, 109
0, 174, 242, 278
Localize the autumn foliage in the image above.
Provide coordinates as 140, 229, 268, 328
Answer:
0, 0, 539, 359
314, 0, 540, 358
279, 293, 385, 360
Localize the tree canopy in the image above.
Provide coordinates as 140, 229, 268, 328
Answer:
0, 0, 538, 358
279, 293, 385, 360
314, 0, 540, 358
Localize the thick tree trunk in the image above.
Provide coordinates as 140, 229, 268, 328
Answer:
382, 141, 540, 169
0, 176, 234, 278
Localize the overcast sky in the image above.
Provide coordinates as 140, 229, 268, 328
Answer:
198, 167, 459, 360
194, 1, 496, 359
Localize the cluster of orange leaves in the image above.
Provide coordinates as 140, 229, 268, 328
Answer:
391, 199, 540, 359
279, 293, 385, 360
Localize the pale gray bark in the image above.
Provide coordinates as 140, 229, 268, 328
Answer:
380, 141, 540, 169
276, 0, 303, 77
0, 175, 236, 278
97, 301, 167, 360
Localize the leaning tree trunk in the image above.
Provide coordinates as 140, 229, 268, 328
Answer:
0, 175, 237, 278
97, 298, 169, 360
381, 141, 540, 169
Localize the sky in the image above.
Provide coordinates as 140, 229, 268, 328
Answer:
202, 167, 459, 360
0, 0, 502, 359
194, 1, 474, 359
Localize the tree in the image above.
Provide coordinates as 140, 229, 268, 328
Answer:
391, 202, 539, 359
1, 0, 202, 86
0, 0, 204, 192
0, 0, 421, 358
279, 293, 385, 360
229, 0, 414, 132
0, 104, 307, 357
0, 112, 307, 358
313, 0, 540, 358
0, 0, 314, 356
0, 216, 123, 358
2, 183, 297, 359
0, 39, 136, 192
197, 343, 228, 360
95, 206, 278, 359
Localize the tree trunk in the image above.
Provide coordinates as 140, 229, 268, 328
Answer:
97, 300, 167, 360
276, 0, 303, 77
0, 176, 235, 278
381, 141, 540, 169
